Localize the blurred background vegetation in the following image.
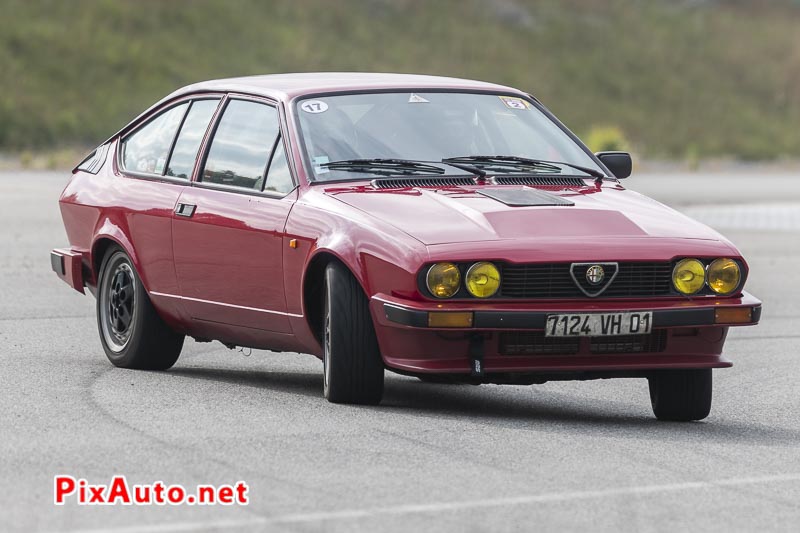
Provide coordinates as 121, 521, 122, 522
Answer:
1, 0, 799, 164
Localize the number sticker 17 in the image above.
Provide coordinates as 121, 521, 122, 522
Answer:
300, 100, 328, 114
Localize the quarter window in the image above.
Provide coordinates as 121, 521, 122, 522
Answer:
121, 103, 188, 175
264, 139, 294, 194
166, 99, 220, 179
202, 100, 279, 191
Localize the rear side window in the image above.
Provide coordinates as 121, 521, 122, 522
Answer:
166, 99, 220, 179
201, 100, 279, 191
121, 103, 188, 175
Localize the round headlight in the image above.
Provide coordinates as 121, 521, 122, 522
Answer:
426, 263, 461, 298
465, 262, 501, 298
707, 258, 741, 295
673, 258, 706, 295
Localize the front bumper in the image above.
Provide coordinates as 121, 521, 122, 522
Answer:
369, 292, 761, 376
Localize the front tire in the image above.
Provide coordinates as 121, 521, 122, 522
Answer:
97, 247, 184, 370
648, 369, 712, 421
323, 262, 384, 404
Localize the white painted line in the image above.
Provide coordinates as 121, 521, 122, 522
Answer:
57, 472, 800, 533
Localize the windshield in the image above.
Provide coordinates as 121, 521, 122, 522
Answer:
295, 92, 602, 181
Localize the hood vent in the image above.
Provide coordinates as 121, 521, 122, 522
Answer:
371, 177, 476, 189
477, 187, 574, 207
491, 176, 587, 187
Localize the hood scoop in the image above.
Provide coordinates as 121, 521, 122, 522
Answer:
491, 176, 587, 187
477, 187, 575, 207
372, 176, 475, 189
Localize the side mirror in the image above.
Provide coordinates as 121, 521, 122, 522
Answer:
595, 151, 632, 179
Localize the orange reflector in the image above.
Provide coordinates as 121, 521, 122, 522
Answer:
428, 312, 474, 328
715, 307, 752, 324
289, 239, 298, 249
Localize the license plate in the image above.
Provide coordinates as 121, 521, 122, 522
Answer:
545, 312, 653, 337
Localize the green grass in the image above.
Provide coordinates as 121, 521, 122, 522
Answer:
1, 0, 799, 160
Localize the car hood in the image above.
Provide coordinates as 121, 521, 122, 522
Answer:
325, 184, 734, 249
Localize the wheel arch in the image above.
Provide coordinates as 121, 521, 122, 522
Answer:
90, 220, 143, 290
302, 249, 368, 344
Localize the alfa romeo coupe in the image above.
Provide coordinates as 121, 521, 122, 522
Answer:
52, 73, 761, 420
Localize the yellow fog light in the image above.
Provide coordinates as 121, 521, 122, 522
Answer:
707, 258, 741, 295
426, 262, 461, 298
673, 258, 705, 295
465, 262, 501, 298
428, 312, 474, 328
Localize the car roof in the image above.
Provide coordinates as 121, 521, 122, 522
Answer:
109, 73, 529, 145
171, 72, 524, 101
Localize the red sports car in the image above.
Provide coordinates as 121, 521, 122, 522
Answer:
53, 73, 761, 420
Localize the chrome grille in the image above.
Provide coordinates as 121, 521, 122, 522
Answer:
500, 262, 673, 299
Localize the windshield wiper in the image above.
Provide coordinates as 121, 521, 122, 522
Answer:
442, 155, 607, 180
321, 158, 448, 177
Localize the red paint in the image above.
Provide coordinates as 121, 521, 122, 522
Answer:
171, 186, 296, 333
55, 74, 760, 376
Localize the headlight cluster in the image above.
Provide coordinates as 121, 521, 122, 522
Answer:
426, 262, 500, 298
672, 258, 741, 295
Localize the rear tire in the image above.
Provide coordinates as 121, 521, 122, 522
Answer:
97, 246, 184, 370
648, 369, 712, 421
323, 262, 384, 404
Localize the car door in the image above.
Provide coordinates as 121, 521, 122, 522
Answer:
172, 96, 297, 333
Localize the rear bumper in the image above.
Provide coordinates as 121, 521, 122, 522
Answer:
369, 292, 761, 375
51, 248, 86, 294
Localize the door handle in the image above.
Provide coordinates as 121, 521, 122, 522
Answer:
175, 203, 196, 217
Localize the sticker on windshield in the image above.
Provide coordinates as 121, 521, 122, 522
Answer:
499, 96, 529, 110
408, 93, 429, 104
300, 100, 328, 114
312, 155, 330, 174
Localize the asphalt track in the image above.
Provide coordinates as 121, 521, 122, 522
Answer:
1, 170, 799, 532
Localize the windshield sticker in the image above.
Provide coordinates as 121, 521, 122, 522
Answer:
499, 96, 530, 110
300, 100, 328, 114
408, 93, 429, 104
312, 155, 330, 174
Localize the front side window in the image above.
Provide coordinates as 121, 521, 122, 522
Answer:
121, 103, 188, 175
202, 100, 279, 191
295, 92, 602, 181
166, 99, 220, 179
